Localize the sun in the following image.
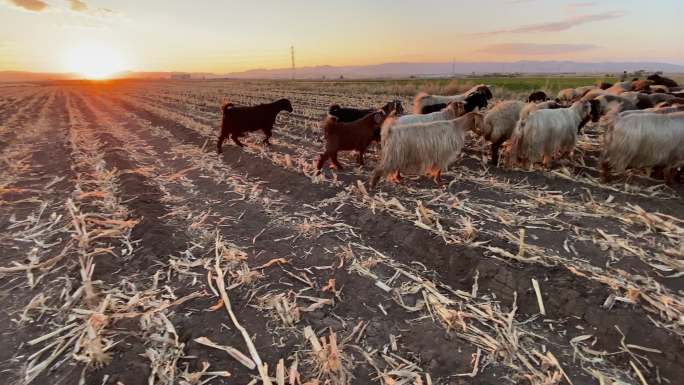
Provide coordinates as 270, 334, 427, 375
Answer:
65, 44, 128, 79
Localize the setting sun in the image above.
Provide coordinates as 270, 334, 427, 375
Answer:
64, 44, 128, 79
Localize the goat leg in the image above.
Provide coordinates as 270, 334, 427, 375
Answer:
231, 134, 245, 147
316, 152, 330, 174
387, 171, 402, 183
262, 129, 272, 146
651, 166, 665, 180
432, 169, 442, 185
217, 134, 227, 154
331, 153, 344, 171
369, 168, 384, 189
664, 167, 676, 186
601, 160, 612, 183
491, 142, 501, 166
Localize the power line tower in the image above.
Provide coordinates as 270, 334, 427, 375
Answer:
290, 46, 295, 80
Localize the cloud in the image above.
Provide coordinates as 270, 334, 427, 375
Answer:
68, 0, 88, 12
66, 0, 119, 18
7, 0, 49, 12
476, 11, 625, 36
479, 43, 599, 55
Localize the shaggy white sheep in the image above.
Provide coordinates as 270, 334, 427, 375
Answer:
369, 112, 484, 188
507, 101, 591, 168
391, 101, 465, 126
601, 111, 684, 184
480, 101, 526, 165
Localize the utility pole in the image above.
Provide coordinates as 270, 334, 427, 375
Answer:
290, 45, 295, 80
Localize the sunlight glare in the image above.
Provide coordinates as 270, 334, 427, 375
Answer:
65, 44, 128, 79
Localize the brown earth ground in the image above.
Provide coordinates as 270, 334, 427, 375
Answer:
1, 79, 683, 385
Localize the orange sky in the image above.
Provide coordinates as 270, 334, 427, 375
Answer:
1, 0, 683, 77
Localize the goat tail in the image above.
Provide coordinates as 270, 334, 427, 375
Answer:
412, 92, 429, 114
380, 113, 397, 147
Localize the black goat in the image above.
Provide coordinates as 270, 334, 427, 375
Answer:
217, 98, 293, 153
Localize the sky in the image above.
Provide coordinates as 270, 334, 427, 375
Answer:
1, 0, 683, 76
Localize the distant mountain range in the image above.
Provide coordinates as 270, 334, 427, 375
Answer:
224, 61, 684, 79
2, 61, 683, 82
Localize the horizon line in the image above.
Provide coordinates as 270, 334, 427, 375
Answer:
3, 59, 684, 76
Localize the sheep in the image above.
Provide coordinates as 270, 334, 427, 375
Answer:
619, 104, 684, 116
369, 112, 484, 188
557, 86, 595, 104
479, 101, 526, 165
648, 93, 675, 105
647, 74, 679, 88
581, 88, 608, 102
557, 88, 579, 103
656, 98, 684, 107
594, 100, 682, 128
631, 79, 653, 92
605, 81, 633, 95
620, 92, 655, 109
651, 85, 669, 93
414, 91, 488, 114
371, 104, 465, 183
412, 84, 492, 114
653, 105, 684, 113
601, 111, 684, 185
576, 86, 596, 97
391, 101, 465, 126
316, 111, 385, 172
328, 100, 404, 142
506, 100, 591, 168
589, 94, 639, 123
527, 91, 548, 103
217, 98, 293, 153
519, 100, 562, 122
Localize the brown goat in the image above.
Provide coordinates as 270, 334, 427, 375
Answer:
217, 98, 293, 153
316, 111, 385, 172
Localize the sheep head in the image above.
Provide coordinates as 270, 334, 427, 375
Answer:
571, 100, 592, 120
381, 100, 404, 116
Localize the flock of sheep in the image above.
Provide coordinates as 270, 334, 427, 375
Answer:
216, 73, 684, 187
